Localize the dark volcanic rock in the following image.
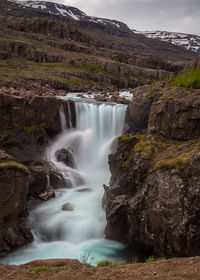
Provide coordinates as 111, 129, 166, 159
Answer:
61, 203, 74, 211
148, 89, 200, 140
124, 85, 153, 134
0, 150, 33, 253
104, 136, 200, 258
125, 86, 200, 140
38, 187, 55, 201
0, 93, 76, 161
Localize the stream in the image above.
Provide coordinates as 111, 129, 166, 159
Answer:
1, 95, 133, 265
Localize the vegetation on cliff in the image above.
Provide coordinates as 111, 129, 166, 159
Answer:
171, 66, 200, 89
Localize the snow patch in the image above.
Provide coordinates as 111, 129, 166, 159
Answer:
134, 30, 200, 52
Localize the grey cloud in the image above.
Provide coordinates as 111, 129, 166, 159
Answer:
21, 0, 200, 35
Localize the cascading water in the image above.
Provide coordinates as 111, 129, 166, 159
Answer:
1, 98, 129, 265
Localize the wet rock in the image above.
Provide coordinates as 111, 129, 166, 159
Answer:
61, 203, 74, 211
0, 149, 33, 253
55, 148, 76, 168
38, 187, 55, 201
76, 188, 92, 193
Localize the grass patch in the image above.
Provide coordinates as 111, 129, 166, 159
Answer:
31, 266, 50, 277
31, 266, 59, 277
171, 66, 200, 89
23, 124, 43, 134
97, 260, 113, 267
146, 256, 166, 263
152, 154, 190, 173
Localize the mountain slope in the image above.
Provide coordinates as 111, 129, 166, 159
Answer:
3, 0, 196, 61
134, 30, 200, 53
8, 0, 132, 33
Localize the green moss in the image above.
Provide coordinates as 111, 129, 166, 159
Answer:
23, 123, 45, 134
134, 139, 155, 160
0, 161, 29, 173
121, 160, 129, 168
0, 128, 18, 135
146, 87, 154, 99
152, 154, 190, 173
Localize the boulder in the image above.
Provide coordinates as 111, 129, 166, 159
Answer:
61, 203, 74, 211
55, 148, 76, 168
38, 187, 55, 201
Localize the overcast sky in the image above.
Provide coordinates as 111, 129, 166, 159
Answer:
21, 0, 200, 35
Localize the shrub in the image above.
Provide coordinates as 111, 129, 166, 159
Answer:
97, 260, 112, 267
31, 266, 50, 276
171, 66, 200, 89
146, 256, 166, 263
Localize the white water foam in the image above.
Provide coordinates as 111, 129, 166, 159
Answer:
1, 99, 128, 265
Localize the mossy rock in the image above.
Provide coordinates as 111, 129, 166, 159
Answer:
152, 154, 190, 173
0, 160, 29, 173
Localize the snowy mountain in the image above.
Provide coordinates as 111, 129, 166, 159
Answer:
8, 0, 131, 33
134, 30, 200, 53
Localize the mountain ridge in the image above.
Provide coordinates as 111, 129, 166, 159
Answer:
134, 30, 200, 53
7, 0, 200, 56
8, 0, 132, 33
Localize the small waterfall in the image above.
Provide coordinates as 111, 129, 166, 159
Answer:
67, 101, 73, 128
46, 174, 50, 187
1, 99, 129, 265
59, 104, 67, 131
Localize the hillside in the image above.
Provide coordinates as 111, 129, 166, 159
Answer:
0, 0, 196, 61
0, 0, 198, 93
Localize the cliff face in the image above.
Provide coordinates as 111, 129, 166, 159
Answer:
148, 88, 200, 140
125, 85, 200, 140
0, 93, 75, 161
0, 150, 33, 253
105, 85, 200, 258
0, 92, 76, 253
105, 135, 200, 257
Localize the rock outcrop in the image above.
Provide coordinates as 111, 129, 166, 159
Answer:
0, 150, 33, 253
55, 148, 76, 168
105, 135, 200, 257
124, 85, 153, 134
125, 85, 200, 140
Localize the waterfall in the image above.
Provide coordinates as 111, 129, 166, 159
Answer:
59, 104, 67, 131
1, 99, 129, 265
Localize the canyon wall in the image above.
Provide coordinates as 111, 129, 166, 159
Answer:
0, 91, 75, 253
105, 85, 200, 257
